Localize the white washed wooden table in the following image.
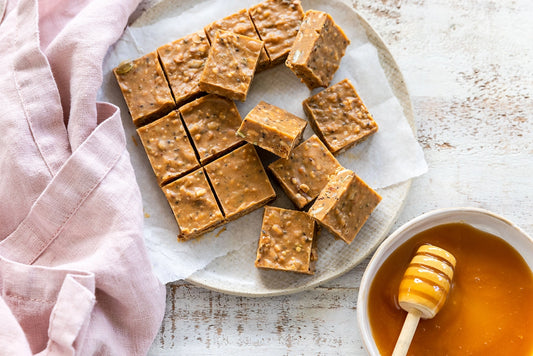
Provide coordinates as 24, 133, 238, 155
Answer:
134, 0, 533, 354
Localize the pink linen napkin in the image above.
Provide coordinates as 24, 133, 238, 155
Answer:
0, 0, 166, 354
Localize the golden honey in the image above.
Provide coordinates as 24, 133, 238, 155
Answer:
368, 223, 533, 355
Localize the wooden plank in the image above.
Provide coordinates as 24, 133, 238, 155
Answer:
149, 262, 368, 355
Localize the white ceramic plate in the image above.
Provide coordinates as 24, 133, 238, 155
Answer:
106, 0, 415, 296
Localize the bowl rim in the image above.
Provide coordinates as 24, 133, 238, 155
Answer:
356, 207, 533, 356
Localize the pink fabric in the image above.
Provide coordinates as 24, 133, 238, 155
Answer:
0, 0, 166, 355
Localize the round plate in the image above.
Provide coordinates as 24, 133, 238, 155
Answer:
111, 0, 415, 296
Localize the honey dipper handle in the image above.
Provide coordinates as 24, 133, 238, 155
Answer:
392, 309, 421, 356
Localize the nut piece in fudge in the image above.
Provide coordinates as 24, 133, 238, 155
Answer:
237, 101, 307, 159
114, 52, 175, 127
255, 206, 317, 274
204, 8, 270, 70
157, 31, 210, 107
308, 168, 382, 244
249, 0, 305, 65
199, 31, 263, 102
162, 168, 225, 241
268, 135, 342, 209
204, 144, 276, 221
180, 94, 244, 164
137, 110, 199, 185
303, 79, 378, 154
286, 10, 350, 89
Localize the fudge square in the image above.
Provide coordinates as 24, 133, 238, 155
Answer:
113, 51, 175, 127
268, 135, 342, 209
249, 0, 305, 65
204, 144, 276, 221
136, 110, 199, 186
199, 31, 263, 102
162, 168, 225, 241
255, 206, 317, 274
157, 31, 210, 107
179, 94, 244, 164
237, 101, 307, 159
308, 168, 382, 244
286, 10, 350, 89
303, 79, 378, 154
204, 8, 270, 70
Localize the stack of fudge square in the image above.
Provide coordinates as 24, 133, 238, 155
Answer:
114, 0, 381, 275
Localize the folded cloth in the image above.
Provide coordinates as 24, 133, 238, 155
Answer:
0, 0, 166, 354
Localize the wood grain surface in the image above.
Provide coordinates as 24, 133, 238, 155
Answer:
142, 0, 533, 354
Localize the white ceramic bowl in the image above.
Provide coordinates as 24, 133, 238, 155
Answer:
357, 207, 533, 356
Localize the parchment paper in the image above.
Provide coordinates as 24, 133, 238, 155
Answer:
100, 0, 427, 285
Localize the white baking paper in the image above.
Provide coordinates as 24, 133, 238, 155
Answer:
100, 0, 427, 285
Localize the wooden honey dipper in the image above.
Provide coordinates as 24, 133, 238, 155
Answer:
392, 244, 457, 356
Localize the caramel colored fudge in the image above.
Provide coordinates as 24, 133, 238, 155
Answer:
114, 52, 175, 127
286, 10, 350, 89
204, 144, 276, 221
303, 79, 378, 154
204, 8, 270, 70
180, 94, 244, 164
137, 110, 199, 185
157, 31, 210, 106
308, 169, 381, 244
268, 135, 342, 209
162, 168, 225, 241
199, 31, 263, 101
255, 207, 317, 274
237, 101, 307, 158
249, 0, 305, 64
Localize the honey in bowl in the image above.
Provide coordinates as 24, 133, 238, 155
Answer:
368, 222, 533, 355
